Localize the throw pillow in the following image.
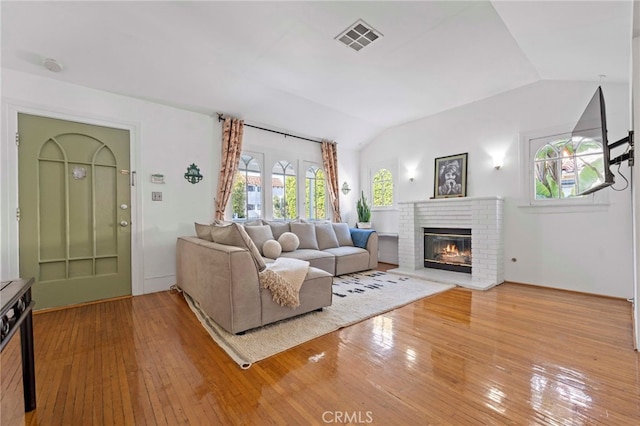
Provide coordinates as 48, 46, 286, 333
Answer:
333, 223, 354, 246
262, 240, 282, 259
315, 223, 340, 250
278, 232, 300, 252
290, 223, 319, 250
194, 222, 213, 241
210, 223, 267, 272
244, 225, 275, 256
266, 221, 290, 240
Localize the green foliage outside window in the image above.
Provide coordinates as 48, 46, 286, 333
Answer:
372, 169, 393, 207
273, 177, 297, 219
284, 176, 297, 219
534, 137, 605, 199
231, 171, 246, 219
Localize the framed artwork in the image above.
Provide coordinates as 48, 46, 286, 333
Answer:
434, 153, 468, 198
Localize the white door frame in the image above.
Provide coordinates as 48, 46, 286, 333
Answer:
632, 36, 639, 351
1, 100, 143, 296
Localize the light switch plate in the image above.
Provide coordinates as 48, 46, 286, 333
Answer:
152, 192, 162, 201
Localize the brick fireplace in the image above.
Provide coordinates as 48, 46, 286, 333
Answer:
389, 196, 504, 290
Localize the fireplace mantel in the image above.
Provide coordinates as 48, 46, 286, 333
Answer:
398, 195, 504, 205
390, 196, 504, 290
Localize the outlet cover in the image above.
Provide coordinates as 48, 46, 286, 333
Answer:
152, 192, 162, 201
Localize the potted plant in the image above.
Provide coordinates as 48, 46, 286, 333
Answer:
356, 191, 372, 229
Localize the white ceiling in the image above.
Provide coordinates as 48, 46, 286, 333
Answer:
1, 1, 633, 150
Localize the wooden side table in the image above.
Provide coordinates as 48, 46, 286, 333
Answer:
1, 277, 36, 412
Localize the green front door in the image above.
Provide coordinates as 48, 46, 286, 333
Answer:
18, 113, 132, 310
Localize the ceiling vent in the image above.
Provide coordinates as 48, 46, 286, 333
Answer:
335, 19, 382, 52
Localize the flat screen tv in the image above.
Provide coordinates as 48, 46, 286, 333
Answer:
574, 86, 615, 196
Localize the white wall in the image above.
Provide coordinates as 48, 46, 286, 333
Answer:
361, 80, 634, 298
337, 145, 359, 226
1, 69, 217, 295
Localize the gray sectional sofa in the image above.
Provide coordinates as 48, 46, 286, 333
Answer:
176, 221, 378, 334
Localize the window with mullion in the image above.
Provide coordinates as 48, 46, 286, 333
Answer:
272, 160, 297, 220
305, 166, 326, 220
231, 154, 261, 220
372, 168, 393, 207
533, 137, 606, 199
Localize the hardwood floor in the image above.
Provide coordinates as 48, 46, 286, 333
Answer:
2, 267, 639, 425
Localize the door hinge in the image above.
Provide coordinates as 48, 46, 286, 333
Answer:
16, 208, 20, 222
15, 133, 19, 146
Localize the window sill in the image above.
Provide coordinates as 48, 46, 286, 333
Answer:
371, 207, 399, 212
517, 201, 610, 214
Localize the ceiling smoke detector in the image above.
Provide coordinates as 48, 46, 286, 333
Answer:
43, 58, 63, 73
335, 19, 382, 52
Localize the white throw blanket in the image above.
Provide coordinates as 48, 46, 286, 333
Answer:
259, 258, 310, 308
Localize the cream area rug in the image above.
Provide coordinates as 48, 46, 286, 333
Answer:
184, 270, 455, 369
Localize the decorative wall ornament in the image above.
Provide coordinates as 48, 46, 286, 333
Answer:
184, 163, 203, 184
341, 181, 351, 195
72, 166, 87, 180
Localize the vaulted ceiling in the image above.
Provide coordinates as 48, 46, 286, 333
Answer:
1, 1, 633, 150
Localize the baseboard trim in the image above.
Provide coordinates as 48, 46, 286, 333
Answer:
505, 280, 628, 301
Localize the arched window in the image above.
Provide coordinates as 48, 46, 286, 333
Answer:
231, 154, 261, 219
534, 136, 606, 199
305, 166, 326, 220
372, 168, 393, 207
272, 160, 297, 220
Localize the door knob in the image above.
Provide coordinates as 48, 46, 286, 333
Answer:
120, 220, 129, 227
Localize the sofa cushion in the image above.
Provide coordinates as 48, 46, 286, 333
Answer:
333, 223, 354, 246
194, 222, 213, 241
263, 240, 282, 259
323, 246, 370, 276
210, 223, 267, 272
315, 223, 340, 250
280, 249, 336, 275
290, 223, 319, 250
266, 221, 290, 239
244, 225, 274, 256
278, 232, 300, 252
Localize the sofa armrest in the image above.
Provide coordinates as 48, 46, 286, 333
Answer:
348, 229, 379, 270
176, 236, 262, 334
365, 232, 378, 270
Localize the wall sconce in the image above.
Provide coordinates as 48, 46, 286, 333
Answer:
492, 155, 504, 170
408, 169, 416, 182
341, 181, 351, 195
184, 163, 203, 184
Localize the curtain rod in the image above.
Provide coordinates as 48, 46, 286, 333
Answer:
217, 113, 328, 145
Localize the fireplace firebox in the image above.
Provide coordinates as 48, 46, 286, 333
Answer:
424, 228, 472, 274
